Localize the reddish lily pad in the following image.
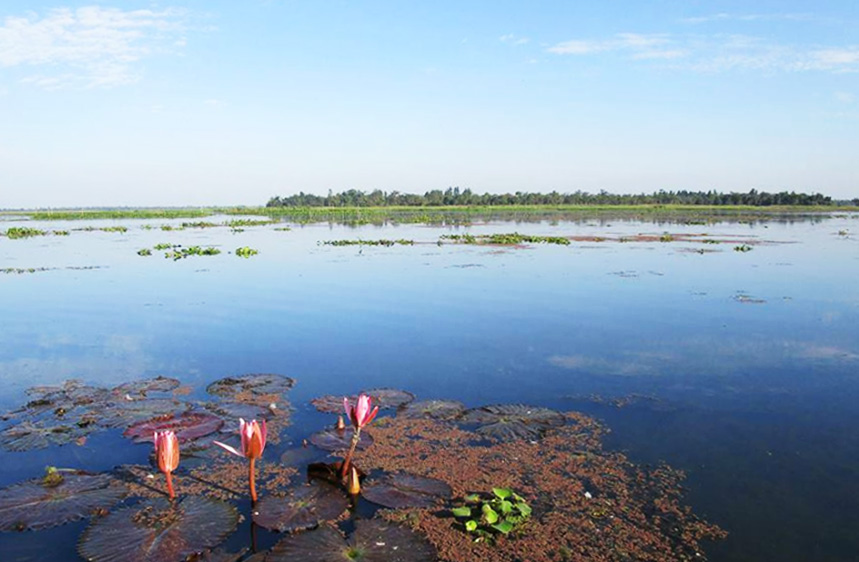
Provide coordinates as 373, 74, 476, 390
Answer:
99, 398, 190, 428
361, 472, 452, 509
0, 473, 125, 531
309, 395, 354, 414
462, 404, 565, 441
112, 377, 181, 398
0, 421, 93, 452
252, 482, 348, 532
398, 400, 465, 421
188, 549, 248, 562
309, 427, 373, 452
78, 495, 238, 562
123, 412, 224, 444
206, 374, 295, 402
267, 519, 437, 562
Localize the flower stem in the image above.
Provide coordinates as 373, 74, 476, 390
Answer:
249, 457, 257, 503
166, 471, 175, 501
340, 428, 362, 479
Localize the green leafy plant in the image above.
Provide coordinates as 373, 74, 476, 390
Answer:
137, 248, 152, 256
734, 244, 753, 252
235, 246, 259, 258
4, 227, 47, 239
450, 488, 532, 543
164, 246, 221, 260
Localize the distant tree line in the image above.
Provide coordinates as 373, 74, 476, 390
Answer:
267, 188, 851, 208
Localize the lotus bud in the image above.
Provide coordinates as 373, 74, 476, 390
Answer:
347, 466, 361, 495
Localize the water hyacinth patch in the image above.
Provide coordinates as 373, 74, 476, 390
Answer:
450, 488, 532, 543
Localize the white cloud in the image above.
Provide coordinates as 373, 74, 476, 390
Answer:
0, 6, 187, 89
499, 33, 529, 46
681, 13, 816, 25
547, 31, 859, 73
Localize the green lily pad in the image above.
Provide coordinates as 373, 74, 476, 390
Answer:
112, 377, 181, 398
462, 404, 565, 441
0, 473, 125, 531
361, 472, 452, 509
123, 412, 224, 444
398, 400, 465, 421
206, 374, 295, 403
266, 520, 437, 562
252, 482, 348, 532
99, 398, 190, 428
78, 495, 238, 562
308, 427, 373, 452
0, 420, 93, 452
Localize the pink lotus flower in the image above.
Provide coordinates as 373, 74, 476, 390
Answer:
214, 418, 267, 502
214, 418, 267, 460
154, 430, 179, 499
344, 394, 379, 429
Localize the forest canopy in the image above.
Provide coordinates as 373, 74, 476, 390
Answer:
267, 188, 851, 208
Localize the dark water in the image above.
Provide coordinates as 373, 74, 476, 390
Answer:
1, 214, 858, 561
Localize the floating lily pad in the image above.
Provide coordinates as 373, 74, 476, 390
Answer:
124, 412, 224, 444
78, 495, 238, 562
360, 388, 415, 409
99, 398, 190, 428
22, 380, 110, 418
253, 483, 348, 533
361, 472, 452, 509
188, 548, 248, 562
0, 473, 125, 531
309, 427, 373, 452
280, 447, 323, 467
462, 404, 565, 441
203, 401, 276, 424
112, 377, 181, 398
398, 400, 465, 421
0, 421, 92, 452
206, 374, 295, 402
267, 519, 437, 562
309, 395, 355, 414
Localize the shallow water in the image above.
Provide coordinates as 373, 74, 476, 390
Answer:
1, 213, 858, 561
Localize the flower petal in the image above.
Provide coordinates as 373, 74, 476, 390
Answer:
213, 440, 245, 458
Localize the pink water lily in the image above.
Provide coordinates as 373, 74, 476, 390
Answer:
214, 418, 266, 502
344, 394, 379, 429
340, 394, 378, 479
154, 430, 179, 500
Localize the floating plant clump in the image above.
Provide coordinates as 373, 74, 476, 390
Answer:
439, 233, 571, 246
252, 482, 349, 533
461, 404, 566, 442
266, 520, 438, 562
450, 488, 532, 542
309, 427, 373, 452
0, 472, 125, 531
78, 496, 238, 562
361, 472, 452, 509
320, 239, 415, 246
398, 399, 466, 420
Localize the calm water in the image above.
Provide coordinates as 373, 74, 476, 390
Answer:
1, 214, 858, 561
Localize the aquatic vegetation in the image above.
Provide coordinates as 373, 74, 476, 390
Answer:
309, 426, 374, 452
52, 230, 69, 236
312, 388, 414, 413
136, 248, 152, 256
274, 226, 292, 231
206, 373, 295, 406
659, 233, 674, 242
4, 227, 47, 239
252, 482, 349, 533
1, 267, 53, 274
0, 420, 94, 452
213, 418, 267, 502
341, 394, 380, 478
113, 376, 181, 398
399, 399, 466, 420
734, 244, 753, 252
78, 496, 238, 562
0, 471, 125, 531
461, 404, 565, 442
361, 472, 452, 509
266, 519, 437, 562
153, 242, 174, 250
124, 412, 223, 444
227, 218, 275, 228
234, 246, 259, 258
321, 238, 415, 247
164, 245, 221, 260
181, 221, 219, 228
439, 233, 571, 246
154, 431, 180, 500
450, 488, 532, 542
99, 226, 128, 233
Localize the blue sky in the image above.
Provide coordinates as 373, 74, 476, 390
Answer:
1, 1, 857, 207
